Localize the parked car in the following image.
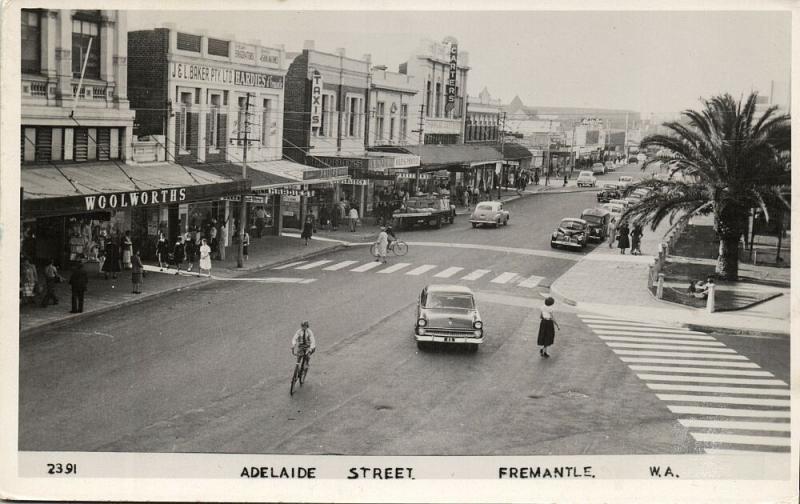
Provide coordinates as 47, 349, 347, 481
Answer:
609, 198, 630, 209
580, 208, 611, 242
618, 175, 634, 188
550, 218, 589, 249
605, 161, 615, 172
469, 201, 510, 228
415, 284, 483, 352
591, 162, 606, 175
596, 183, 621, 203
576, 171, 597, 187
628, 156, 639, 163
602, 202, 625, 219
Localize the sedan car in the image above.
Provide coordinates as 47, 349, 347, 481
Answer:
596, 183, 621, 203
576, 171, 597, 187
415, 285, 483, 352
618, 175, 634, 188
550, 218, 589, 249
470, 201, 510, 228
591, 162, 606, 175
602, 202, 625, 219
580, 207, 611, 242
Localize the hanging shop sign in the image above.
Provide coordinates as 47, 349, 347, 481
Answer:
505, 160, 520, 167
255, 187, 315, 197
310, 70, 323, 128
221, 195, 267, 203
170, 62, 284, 89
396, 173, 430, 180
339, 179, 369, 186
444, 42, 458, 115
84, 187, 187, 211
391, 155, 421, 169
303, 166, 348, 180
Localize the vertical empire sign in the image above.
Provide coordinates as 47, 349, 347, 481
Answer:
310, 70, 323, 129
444, 40, 458, 116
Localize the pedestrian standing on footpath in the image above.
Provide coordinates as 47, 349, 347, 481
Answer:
301, 216, 314, 246
219, 220, 228, 261
242, 230, 250, 260
537, 296, 560, 358
199, 238, 212, 276
607, 218, 617, 249
131, 250, 144, 294
156, 232, 169, 271
121, 231, 133, 270
617, 221, 630, 254
69, 261, 88, 312
630, 224, 643, 255
102, 234, 121, 279
209, 220, 219, 259
319, 204, 329, 230
20, 257, 39, 306
563, 174, 568, 187
40, 258, 62, 307
348, 205, 359, 232
173, 235, 186, 275
184, 232, 196, 272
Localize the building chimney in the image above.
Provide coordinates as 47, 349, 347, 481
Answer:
336, 47, 346, 57
303, 40, 315, 50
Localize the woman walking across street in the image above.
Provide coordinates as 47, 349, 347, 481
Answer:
537, 296, 560, 358
616, 221, 630, 254
156, 232, 169, 271
348, 205, 359, 232
199, 238, 212, 276
121, 231, 133, 270
374, 226, 389, 264
301, 216, 314, 246
131, 250, 144, 294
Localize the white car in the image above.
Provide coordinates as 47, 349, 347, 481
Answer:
469, 201, 510, 228
602, 202, 625, 218
591, 162, 606, 175
576, 171, 597, 187
618, 175, 634, 188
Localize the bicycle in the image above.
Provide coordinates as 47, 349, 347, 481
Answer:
370, 239, 408, 257
290, 348, 312, 396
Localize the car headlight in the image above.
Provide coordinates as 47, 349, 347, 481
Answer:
473, 321, 483, 329
417, 318, 427, 327
474, 330, 483, 338
418, 328, 426, 335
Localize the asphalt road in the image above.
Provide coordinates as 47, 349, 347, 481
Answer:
19, 164, 788, 456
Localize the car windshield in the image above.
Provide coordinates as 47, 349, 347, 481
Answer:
579, 172, 593, 177
603, 184, 619, 190
582, 214, 604, 225
476, 204, 494, 211
560, 220, 585, 230
425, 293, 475, 310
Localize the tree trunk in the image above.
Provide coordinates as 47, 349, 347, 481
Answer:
716, 235, 740, 280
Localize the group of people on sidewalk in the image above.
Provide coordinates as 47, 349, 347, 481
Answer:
317, 198, 362, 232
607, 219, 644, 255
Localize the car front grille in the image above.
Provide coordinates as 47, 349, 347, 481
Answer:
425, 328, 475, 337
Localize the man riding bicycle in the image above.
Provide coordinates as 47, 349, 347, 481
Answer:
291, 321, 316, 362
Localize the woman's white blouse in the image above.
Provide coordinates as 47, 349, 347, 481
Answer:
541, 306, 553, 320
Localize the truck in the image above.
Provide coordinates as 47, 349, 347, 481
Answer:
392, 195, 456, 230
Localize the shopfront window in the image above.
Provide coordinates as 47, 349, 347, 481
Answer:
72, 15, 100, 79
21, 9, 41, 74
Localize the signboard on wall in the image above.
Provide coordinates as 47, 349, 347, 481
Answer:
258, 47, 281, 68
170, 62, 284, 89
310, 70, 323, 129
445, 42, 458, 115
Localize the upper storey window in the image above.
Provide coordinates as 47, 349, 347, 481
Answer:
72, 12, 101, 79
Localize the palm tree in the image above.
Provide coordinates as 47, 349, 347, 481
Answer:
622, 92, 790, 280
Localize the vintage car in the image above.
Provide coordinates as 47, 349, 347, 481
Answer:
609, 198, 629, 209
415, 285, 483, 352
550, 218, 589, 249
604, 161, 615, 172
596, 183, 621, 203
591, 162, 606, 175
576, 171, 597, 187
469, 201, 510, 228
601, 202, 625, 219
580, 207, 611, 242
617, 175, 634, 188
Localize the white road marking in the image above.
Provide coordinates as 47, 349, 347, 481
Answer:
608, 343, 736, 354
629, 365, 773, 377
691, 433, 791, 447
635, 374, 786, 386
295, 260, 332, 270
598, 336, 725, 347
461, 269, 491, 281
406, 264, 438, 276
378, 262, 411, 274
579, 316, 690, 329
517, 275, 545, 288
678, 419, 791, 432
350, 262, 383, 273
614, 350, 747, 360
323, 260, 358, 271
434, 267, 464, 278
588, 325, 709, 336
619, 357, 759, 368
593, 330, 716, 340
646, 384, 790, 396
667, 405, 790, 418
273, 261, 307, 270
299, 279, 317, 284
215, 277, 313, 284
703, 448, 788, 455
655, 394, 790, 407
490, 272, 518, 284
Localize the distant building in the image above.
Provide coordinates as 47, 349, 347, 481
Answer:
465, 87, 502, 143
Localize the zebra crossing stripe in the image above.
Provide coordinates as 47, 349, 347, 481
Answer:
619, 357, 759, 367
690, 433, 791, 447
667, 405, 791, 418
646, 384, 790, 396
655, 394, 790, 407
629, 365, 774, 377
295, 260, 332, 270
434, 267, 464, 278
491, 272, 518, 284
678, 419, 791, 432
579, 316, 689, 329
609, 344, 737, 354
635, 374, 786, 386
598, 336, 725, 347
299, 279, 317, 284
518, 275, 544, 288
351, 262, 383, 273
593, 330, 716, 341
589, 325, 709, 336
378, 262, 411, 274
461, 269, 491, 281
323, 260, 358, 271
406, 264, 437, 276
273, 261, 307, 270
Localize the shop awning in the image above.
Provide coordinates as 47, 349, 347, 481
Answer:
21, 161, 248, 218
246, 159, 352, 188
192, 161, 297, 188
383, 144, 504, 172
497, 142, 534, 160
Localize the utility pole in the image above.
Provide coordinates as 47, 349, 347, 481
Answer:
237, 93, 252, 268
410, 103, 425, 193
497, 112, 505, 199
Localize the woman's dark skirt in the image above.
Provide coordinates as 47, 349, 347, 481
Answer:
131, 271, 143, 284
537, 318, 555, 346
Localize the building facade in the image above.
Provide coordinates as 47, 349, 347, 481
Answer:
465, 87, 502, 143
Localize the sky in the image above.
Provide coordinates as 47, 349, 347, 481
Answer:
127, 9, 792, 117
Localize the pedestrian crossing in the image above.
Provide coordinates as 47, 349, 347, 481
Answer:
578, 314, 790, 455
271, 259, 548, 289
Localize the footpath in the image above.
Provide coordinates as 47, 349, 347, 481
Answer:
550, 217, 791, 336
20, 182, 589, 337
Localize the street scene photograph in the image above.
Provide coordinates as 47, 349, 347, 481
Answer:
6, 4, 794, 494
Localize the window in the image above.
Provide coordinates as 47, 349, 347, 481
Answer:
318, 93, 335, 137
389, 116, 395, 142
375, 102, 385, 141
261, 98, 273, 147
179, 91, 192, 152
177, 32, 201, 52
425, 81, 432, 117
72, 17, 100, 79
209, 94, 221, 149
237, 96, 247, 144
435, 82, 441, 118
207, 38, 229, 57
400, 104, 408, 142
21, 9, 40, 74
347, 96, 363, 137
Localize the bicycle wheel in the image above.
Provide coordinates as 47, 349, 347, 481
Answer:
369, 243, 378, 257
290, 363, 299, 395
299, 355, 309, 385
393, 241, 408, 256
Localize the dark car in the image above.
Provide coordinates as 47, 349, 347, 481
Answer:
580, 208, 611, 242
550, 218, 589, 249
596, 183, 622, 203
415, 285, 483, 352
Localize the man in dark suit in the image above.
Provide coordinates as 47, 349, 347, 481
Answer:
69, 261, 89, 313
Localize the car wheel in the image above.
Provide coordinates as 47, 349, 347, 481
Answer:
471, 222, 477, 228
494, 220, 500, 228
503, 217, 508, 226
416, 341, 427, 351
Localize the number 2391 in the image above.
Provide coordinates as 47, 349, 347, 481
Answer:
47, 463, 77, 475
